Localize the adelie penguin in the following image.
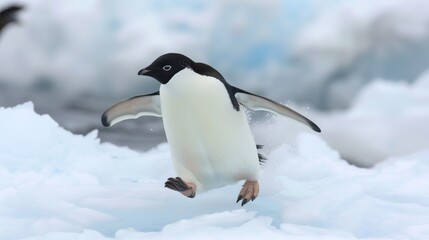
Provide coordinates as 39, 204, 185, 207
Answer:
101, 53, 321, 206
0, 4, 24, 35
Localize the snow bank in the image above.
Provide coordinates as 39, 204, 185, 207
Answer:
1, 102, 428, 239
292, 0, 429, 108
252, 68, 429, 167
4, 0, 429, 110
319, 69, 429, 167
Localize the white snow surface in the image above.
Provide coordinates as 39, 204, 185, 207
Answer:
0, 102, 428, 240
2, 0, 429, 109
319, 69, 429, 167
252, 69, 429, 167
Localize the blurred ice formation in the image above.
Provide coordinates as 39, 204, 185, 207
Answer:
0, 0, 428, 163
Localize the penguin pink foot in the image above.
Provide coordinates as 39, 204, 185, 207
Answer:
236, 180, 259, 206
165, 177, 196, 198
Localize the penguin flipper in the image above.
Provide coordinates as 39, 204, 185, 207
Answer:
101, 91, 161, 127
233, 87, 321, 132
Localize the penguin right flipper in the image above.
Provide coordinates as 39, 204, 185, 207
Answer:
101, 92, 161, 127
232, 87, 321, 133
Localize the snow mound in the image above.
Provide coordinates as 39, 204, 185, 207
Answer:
3, 0, 429, 110
0, 103, 428, 239
293, 0, 429, 108
320, 70, 429, 167
252, 68, 429, 167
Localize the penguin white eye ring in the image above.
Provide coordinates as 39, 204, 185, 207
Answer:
163, 65, 172, 71
101, 53, 321, 206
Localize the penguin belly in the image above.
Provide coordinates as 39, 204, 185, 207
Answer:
160, 69, 259, 192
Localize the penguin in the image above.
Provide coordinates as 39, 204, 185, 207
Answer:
101, 53, 321, 206
0, 4, 24, 35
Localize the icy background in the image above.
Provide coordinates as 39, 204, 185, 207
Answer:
1, 100, 428, 239
1, 0, 429, 239
1, 0, 429, 107
1, 0, 429, 157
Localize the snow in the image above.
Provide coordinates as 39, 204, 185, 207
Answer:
319, 69, 429, 167
1, 102, 428, 240
1, 2, 429, 238
2, 0, 429, 109
291, 0, 429, 108
251, 68, 429, 167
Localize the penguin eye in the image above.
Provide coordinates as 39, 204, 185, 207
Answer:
163, 65, 172, 71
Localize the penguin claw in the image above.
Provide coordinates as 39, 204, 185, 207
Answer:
165, 177, 196, 198
241, 198, 249, 206
236, 180, 259, 206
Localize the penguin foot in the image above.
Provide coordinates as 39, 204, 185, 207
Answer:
236, 180, 259, 206
164, 177, 196, 198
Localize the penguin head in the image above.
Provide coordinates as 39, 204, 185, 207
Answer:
138, 53, 193, 84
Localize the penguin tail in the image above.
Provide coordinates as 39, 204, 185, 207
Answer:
256, 144, 267, 165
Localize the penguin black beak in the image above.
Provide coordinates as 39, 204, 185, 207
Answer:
138, 68, 151, 76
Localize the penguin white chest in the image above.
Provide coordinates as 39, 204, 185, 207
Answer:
159, 69, 259, 192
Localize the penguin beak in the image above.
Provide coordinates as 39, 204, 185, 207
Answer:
138, 68, 151, 76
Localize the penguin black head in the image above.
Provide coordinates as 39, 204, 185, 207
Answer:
138, 53, 194, 84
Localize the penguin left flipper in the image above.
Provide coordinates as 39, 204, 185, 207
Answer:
233, 87, 321, 133
101, 92, 161, 127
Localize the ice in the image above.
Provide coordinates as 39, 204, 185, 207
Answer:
0, 102, 428, 239
2, 0, 429, 110
250, 67, 429, 167
319, 70, 429, 167
3, 0, 429, 161
292, 0, 429, 108
1, 1, 428, 238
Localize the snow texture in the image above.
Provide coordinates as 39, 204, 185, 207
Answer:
2, 0, 429, 109
252, 69, 429, 167
0, 102, 428, 240
319, 70, 429, 166
1, 1, 429, 238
